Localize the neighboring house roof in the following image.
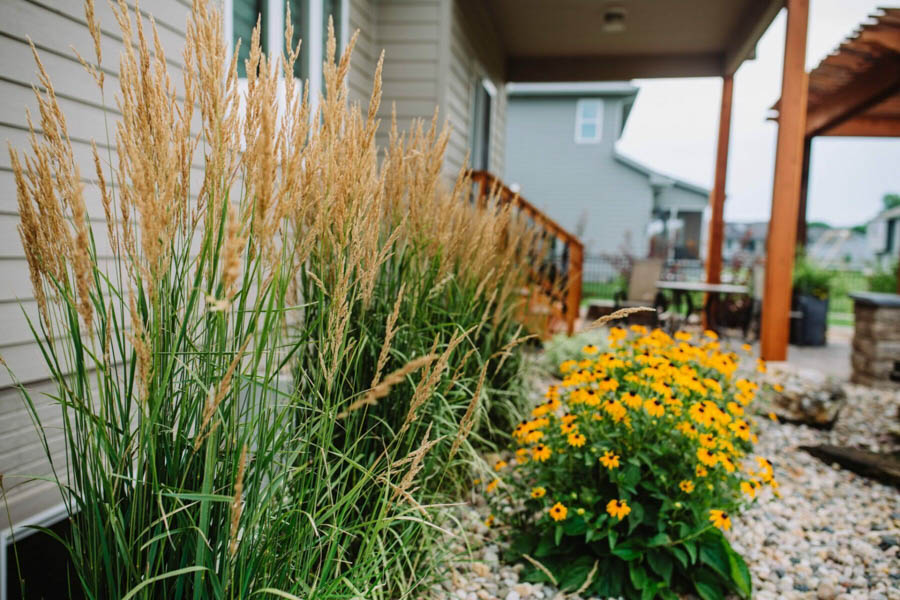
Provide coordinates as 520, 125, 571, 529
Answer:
870, 205, 900, 223
612, 151, 709, 198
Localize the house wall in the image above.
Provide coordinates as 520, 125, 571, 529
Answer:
505, 95, 653, 256
443, 0, 506, 178
370, 0, 506, 180
0, 0, 195, 533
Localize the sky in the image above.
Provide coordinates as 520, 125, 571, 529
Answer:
615, 0, 900, 227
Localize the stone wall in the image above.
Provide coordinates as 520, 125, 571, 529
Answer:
851, 293, 900, 389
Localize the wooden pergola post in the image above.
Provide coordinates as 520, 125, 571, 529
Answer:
796, 136, 812, 248
705, 74, 734, 286
761, 0, 810, 361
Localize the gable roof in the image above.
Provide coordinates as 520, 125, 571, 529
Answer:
613, 151, 709, 198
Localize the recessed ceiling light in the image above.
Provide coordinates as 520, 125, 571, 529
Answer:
603, 6, 626, 33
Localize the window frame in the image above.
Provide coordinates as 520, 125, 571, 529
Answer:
224, 0, 349, 110
469, 77, 496, 172
574, 98, 604, 144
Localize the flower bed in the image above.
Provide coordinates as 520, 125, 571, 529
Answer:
485, 327, 776, 600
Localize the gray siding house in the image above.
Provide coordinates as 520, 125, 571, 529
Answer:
0, 0, 507, 552
504, 82, 709, 258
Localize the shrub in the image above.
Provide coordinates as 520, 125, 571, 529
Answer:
792, 254, 834, 299
869, 261, 898, 293
5, 0, 536, 597
485, 327, 776, 600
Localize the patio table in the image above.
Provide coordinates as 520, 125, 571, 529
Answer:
655, 280, 750, 335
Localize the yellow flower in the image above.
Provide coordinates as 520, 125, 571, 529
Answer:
567, 432, 586, 447
560, 421, 577, 434
486, 479, 499, 493
515, 448, 530, 464
494, 460, 508, 471
644, 397, 665, 418
704, 329, 719, 340
582, 344, 599, 355
599, 450, 620, 470
740, 481, 756, 498
533, 444, 552, 462
549, 502, 568, 521
484, 514, 495, 527
741, 343, 752, 353
756, 359, 767, 374
768, 412, 778, 422
621, 392, 643, 410
525, 430, 544, 444
709, 509, 732, 531
606, 499, 631, 520
773, 383, 784, 392
679, 479, 694, 493
674, 331, 692, 342
726, 401, 744, 416
697, 448, 718, 467
560, 359, 578, 373
699, 433, 716, 449
603, 399, 627, 421
531, 486, 546, 499
576, 508, 585, 515
695, 465, 708, 477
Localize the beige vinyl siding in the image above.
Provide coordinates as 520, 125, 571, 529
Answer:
373, 1, 441, 153
0, 0, 193, 532
347, 0, 377, 105
443, 0, 505, 178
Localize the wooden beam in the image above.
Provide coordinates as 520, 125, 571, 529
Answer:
761, 0, 809, 362
856, 27, 900, 54
723, 0, 784, 75
506, 53, 723, 82
805, 58, 900, 136
820, 114, 900, 136
705, 75, 734, 286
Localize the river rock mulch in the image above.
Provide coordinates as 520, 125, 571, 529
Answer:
435, 383, 900, 600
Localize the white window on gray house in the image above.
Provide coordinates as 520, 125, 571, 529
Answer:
226, 0, 346, 98
470, 79, 495, 171
574, 99, 604, 144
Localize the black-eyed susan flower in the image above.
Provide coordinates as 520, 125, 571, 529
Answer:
679, 479, 694, 493
695, 465, 708, 477
741, 343, 752, 353
697, 448, 718, 467
709, 509, 732, 531
532, 444, 551, 462
699, 433, 716, 449
567, 432, 586, 448
599, 450, 620, 469
484, 514, 495, 527
740, 480, 757, 498
606, 499, 631, 520
486, 479, 499, 493
674, 331, 692, 342
621, 392, 643, 410
560, 359, 577, 373
549, 502, 568, 521
515, 448, 530, 464
560, 421, 577, 434
531, 486, 546, 499
494, 460, 507, 471
644, 397, 665, 418
768, 411, 778, 422
603, 399, 626, 421
582, 344, 599, 355
704, 329, 719, 340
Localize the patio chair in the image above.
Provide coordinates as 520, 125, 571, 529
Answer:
613, 258, 665, 326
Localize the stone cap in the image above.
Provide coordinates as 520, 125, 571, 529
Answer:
849, 291, 900, 308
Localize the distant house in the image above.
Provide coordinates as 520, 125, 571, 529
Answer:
504, 82, 709, 257
867, 205, 900, 267
725, 221, 871, 269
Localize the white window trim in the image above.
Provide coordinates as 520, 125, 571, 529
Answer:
0, 502, 70, 600
224, 0, 348, 120
574, 98, 604, 144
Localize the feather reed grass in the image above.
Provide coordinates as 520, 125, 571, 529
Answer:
6, 0, 541, 596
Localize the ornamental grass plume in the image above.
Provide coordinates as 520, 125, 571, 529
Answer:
6, 0, 540, 596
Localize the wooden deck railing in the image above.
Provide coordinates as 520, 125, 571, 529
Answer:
469, 170, 583, 336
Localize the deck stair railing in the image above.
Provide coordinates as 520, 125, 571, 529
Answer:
468, 170, 583, 336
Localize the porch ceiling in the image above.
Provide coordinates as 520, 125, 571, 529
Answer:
485, 0, 784, 81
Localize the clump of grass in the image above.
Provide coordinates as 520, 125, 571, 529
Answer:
5, 0, 540, 597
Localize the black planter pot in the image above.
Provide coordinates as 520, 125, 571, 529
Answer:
790, 292, 828, 346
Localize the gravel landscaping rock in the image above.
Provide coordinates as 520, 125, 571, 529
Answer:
438, 382, 900, 600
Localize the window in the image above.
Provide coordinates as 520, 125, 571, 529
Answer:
226, 0, 347, 97
574, 99, 604, 144
470, 79, 495, 171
